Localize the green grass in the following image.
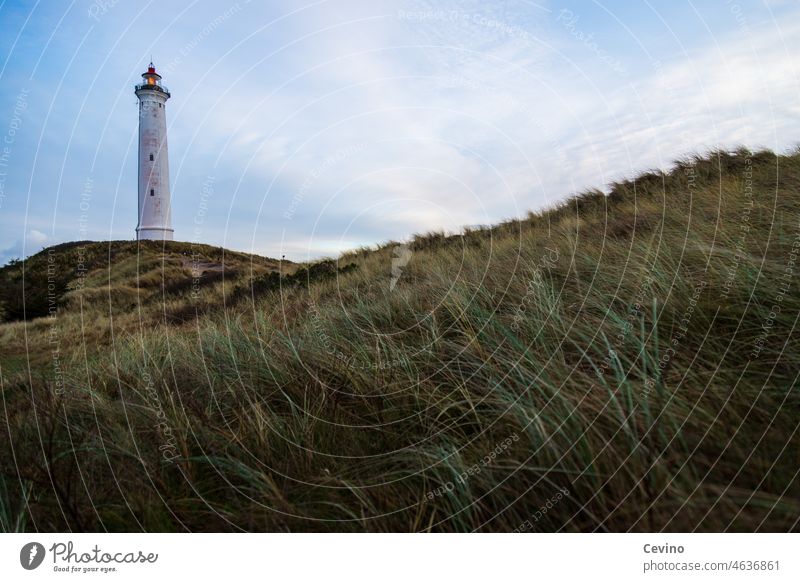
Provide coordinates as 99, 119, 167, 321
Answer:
1, 147, 799, 532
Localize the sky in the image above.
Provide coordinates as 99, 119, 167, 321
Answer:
0, 0, 798, 263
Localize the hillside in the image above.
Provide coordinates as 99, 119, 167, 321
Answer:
1, 147, 799, 532
0, 240, 295, 374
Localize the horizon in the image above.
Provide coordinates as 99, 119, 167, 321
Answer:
1, 0, 799, 265
3, 142, 796, 267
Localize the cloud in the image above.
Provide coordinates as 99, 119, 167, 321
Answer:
206, 0, 800, 259
2, 0, 799, 261
0, 229, 49, 266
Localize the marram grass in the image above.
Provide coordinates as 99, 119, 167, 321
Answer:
1, 148, 799, 532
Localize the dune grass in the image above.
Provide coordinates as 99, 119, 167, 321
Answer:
1, 147, 799, 532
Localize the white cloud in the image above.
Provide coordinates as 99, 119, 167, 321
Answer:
204, 1, 799, 260
4, 0, 799, 261
0, 229, 49, 266
27, 229, 48, 246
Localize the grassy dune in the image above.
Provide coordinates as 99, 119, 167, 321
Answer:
1, 148, 799, 532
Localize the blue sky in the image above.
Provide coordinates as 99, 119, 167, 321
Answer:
1, 0, 798, 263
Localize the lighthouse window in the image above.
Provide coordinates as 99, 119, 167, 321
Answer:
150, 189, 155, 196
149, 153, 154, 161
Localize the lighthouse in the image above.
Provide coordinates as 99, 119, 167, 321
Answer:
135, 62, 174, 240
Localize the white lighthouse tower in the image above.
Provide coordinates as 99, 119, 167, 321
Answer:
135, 62, 174, 240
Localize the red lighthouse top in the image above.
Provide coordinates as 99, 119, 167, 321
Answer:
136, 61, 169, 96
143, 61, 160, 78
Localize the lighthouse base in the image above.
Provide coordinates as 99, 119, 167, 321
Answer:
137, 227, 174, 241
